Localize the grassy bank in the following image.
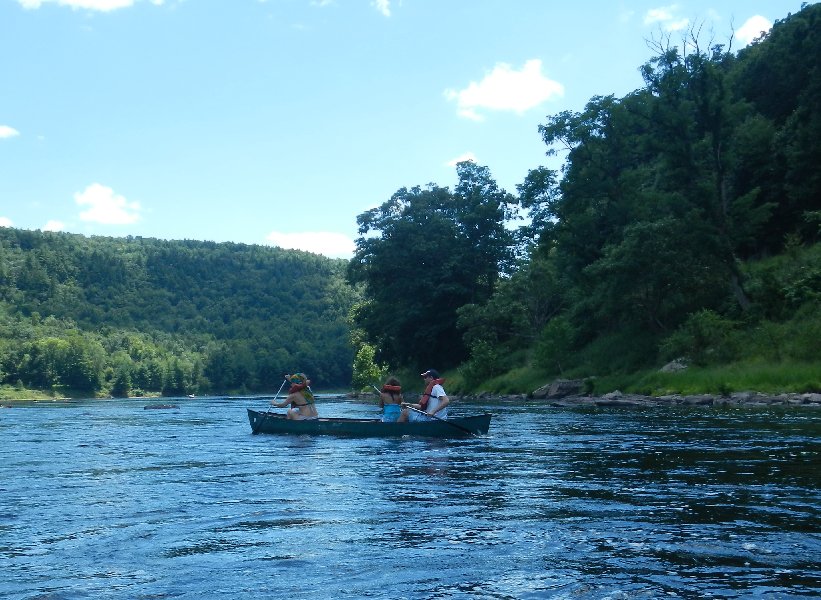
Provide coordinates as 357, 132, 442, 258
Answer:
618, 361, 821, 396
0, 385, 166, 402
0, 385, 64, 401
455, 360, 821, 397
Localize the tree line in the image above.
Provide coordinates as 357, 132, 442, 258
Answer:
0, 230, 357, 396
349, 5, 821, 388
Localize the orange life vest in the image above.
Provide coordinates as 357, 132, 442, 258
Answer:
419, 378, 445, 410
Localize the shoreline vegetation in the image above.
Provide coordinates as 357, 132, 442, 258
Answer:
4, 360, 820, 409
348, 391, 821, 409
457, 390, 821, 409
351, 361, 821, 410
4, 389, 820, 410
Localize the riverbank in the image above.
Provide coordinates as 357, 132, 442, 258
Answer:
456, 389, 821, 408
351, 388, 821, 409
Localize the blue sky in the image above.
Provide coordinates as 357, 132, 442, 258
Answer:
0, 0, 811, 258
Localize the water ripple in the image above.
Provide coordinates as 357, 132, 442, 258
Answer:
1, 398, 818, 598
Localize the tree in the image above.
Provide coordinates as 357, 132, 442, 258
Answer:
349, 164, 517, 370
111, 367, 132, 398
349, 185, 464, 367
351, 342, 387, 392
456, 245, 564, 373
516, 166, 560, 248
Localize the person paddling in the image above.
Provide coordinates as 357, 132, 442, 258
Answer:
398, 369, 449, 422
379, 376, 404, 422
272, 373, 318, 420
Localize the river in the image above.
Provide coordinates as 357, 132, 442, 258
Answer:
1, 396, 819, 599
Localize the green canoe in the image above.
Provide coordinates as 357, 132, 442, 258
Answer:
247, 408, 491, 438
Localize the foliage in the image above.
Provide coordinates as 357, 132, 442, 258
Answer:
738, 302, 821, 364
732, 4, 821, 246
533, 315, 574, 375
351, 342, 387, 392
348, 162, 516, 371
453, 5, 821, 391
458, 340, 510, 389
455, 365, 554, 396
742, 242, 821, 320
659, 310, 739, 366
0, 229, 358, 396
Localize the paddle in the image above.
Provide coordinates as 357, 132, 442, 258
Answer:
252, 378, 288, 435
372, 385, 478, 437
402, 403, 479, 437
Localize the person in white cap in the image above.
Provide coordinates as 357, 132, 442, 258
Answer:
398, 368, 449, 422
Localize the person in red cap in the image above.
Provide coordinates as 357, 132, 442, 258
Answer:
398, 369, 449, 422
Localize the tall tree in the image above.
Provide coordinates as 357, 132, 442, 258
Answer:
348, 165, 516, 370
732, 3, 821, 246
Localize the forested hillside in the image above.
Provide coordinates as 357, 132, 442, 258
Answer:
0, 229, 357, 396
350, 4, 821, 392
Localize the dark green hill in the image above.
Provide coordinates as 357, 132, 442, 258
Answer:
0, 228, 357, 396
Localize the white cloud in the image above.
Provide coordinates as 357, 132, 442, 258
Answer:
371, 0, 390, 17
75, 183, 142, 225
644, 5, 689, 31
446, 152, 477, 167
0, 217, 13, 227
43, 220, 66, 232
265, 231, 355, 259
736, 15, 773, 46
0, 125, 20, 139
18, 0, 136, 11
644, 5, 678, 25
444, 59, 564, 121
666, 18, 689, 31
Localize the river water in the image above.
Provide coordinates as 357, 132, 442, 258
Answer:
1, 396, 819, 599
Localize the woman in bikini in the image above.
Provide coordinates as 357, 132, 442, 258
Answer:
272, 373, 318, 420
379, 376, 403, 422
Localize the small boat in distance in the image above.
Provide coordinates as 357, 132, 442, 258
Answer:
247, 409, 491, 438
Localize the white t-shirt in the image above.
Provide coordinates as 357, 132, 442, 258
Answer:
410, 383, 448, 421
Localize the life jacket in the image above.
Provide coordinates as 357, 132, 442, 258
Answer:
419, 378, 445, 410
381, 384, 402, 404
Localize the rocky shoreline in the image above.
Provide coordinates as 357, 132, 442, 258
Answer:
355, 378, 821, 408
455, 389, 821, 408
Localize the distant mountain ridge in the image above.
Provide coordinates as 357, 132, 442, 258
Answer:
0, 228, 357, 396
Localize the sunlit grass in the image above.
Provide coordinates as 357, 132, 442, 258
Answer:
616, 361, 821, 396
0, 385, 59, 401
455, 365, 557, 395
459, 361, 821, 397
